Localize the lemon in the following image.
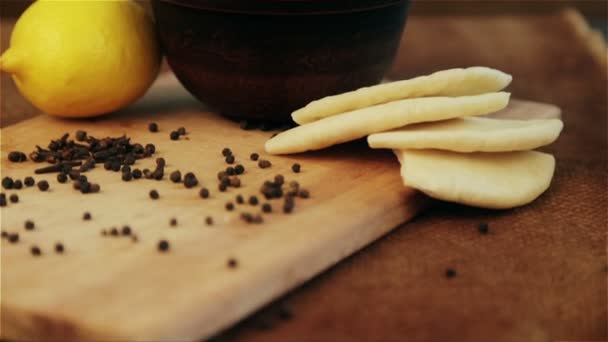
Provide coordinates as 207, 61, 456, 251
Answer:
0, 0, 161, 118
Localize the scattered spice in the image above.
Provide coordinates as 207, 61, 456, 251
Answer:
83, 212, 92, 220
8, 233, 19, 243
13, 180, 23, 189
149, 189, 159, 199
283, 196, 295, 213
299, 189, 310, 199
156, 158, 166, 167
227, 258, 238, 268
184, 172, 198, 188
75, 130, 87, 141
24, 220, 35, 230
24, 176, 35, 187
55, 243, 64, 253
158, 239, 170, 252
121, 226, 132, 235
219, 183, 227, 192
222, 148, 232, 157
110, 227, 119, 236
248, 196, 259, 206
240, 213, 253, 223
132, 168, 142, 179
37, 180, 49, 191
177, 127, 186, 135
252, 214, 264, 224
31, 246, 42, 256
234, 164, 245, 175
229, 177, 241, 188
56, 173, 68, 183
9, 194, 19, 203
148, 122, 159, 132
170, 218, 178, 227
225, 155, 235, 164
2, 177, 14, 189
226, 167, 235, 176
291, 163, 301, 173
258, 159, 271, 169
199, 188, 210, 199
445, 268, 457, 278
170, 170, 182, 183
250, 153, 259, 161
8, 151, 27, 162
262, 203, 272, 213
121, 165, 131, 174
274, 174, 284, 186
170, 131, 180, 140
205, 216, 214, 226
121, 172, 132, 182
225, 202, 235, 211
478, 222, 489, 234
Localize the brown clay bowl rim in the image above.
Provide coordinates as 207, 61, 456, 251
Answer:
157, 0, 408, 15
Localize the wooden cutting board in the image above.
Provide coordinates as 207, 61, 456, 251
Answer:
0, 74, 561, 341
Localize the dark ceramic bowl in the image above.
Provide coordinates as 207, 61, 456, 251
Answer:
152, 0, 410, 122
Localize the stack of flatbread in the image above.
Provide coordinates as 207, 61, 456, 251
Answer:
265, 67, 563, 209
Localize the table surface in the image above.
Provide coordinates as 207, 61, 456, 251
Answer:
1, 7, 607, 342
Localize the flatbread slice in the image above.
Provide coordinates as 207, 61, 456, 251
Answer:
292, 67, 512, 124
394, 149, 555, 209
368, 117, 563, 152
266, 92, 510, 155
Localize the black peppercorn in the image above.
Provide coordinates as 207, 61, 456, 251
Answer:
158, 239, 170, 252
225, 155, 235, 164
145, 143, 156, 155
262, 203, 272, 213
183, 172, 198, 188
83, 212, 92, 220
148, 122, 159, 132
258, 160, 271, 168
8, 233, 19, 243
292, 163, 301, 173
0, 193, 5, 207
205, 216, 214, 226
478, 223, 489, 234
248, 196, 259, 206
227, 258, 238, 269
31, 246, 42, 256
222, 148, 232, 157
250, 153, 259, 161
24, 176, 35, 187
122, 226, 132, 235
156, 157, 165, 167
170, 131, 180, 140
225, 202, 234, 211
2, 177, 14, 189
132, 169, 142, 179
274, 175, 284, 186
55, 243, 64, 253
199, 188, 210, 199
110, 227, 119, 236
236, 194, 244, 204
219, 183, 227, 192
90, 183, 101, 193
230, 177, 241, 188
24, 220, 35, 230
121, 165, 131, 174
299, 189, 310, 199
177, 127, 186, 135
445, 268, 457, 278
234, 164, 245, 175
149, 189, 159, 199
8, 151, 27, 162
57, 173, 68, 183
226, 167, 235, 176
75, 130, 87, 141
252, 214, 263, 224
169, 218, 177, 227
170, 170, 182, 183
111, 160, 121, 172
12, 180, 23, 189
122, 172, 132, 182
9, 194, 19, 203
1, 230, 7, 238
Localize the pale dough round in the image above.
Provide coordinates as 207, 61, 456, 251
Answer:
292, 67, 512, 124
368, 117, 563, 152
394, 149, 555, 209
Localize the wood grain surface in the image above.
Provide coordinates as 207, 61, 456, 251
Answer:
0, 69, 560, 341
